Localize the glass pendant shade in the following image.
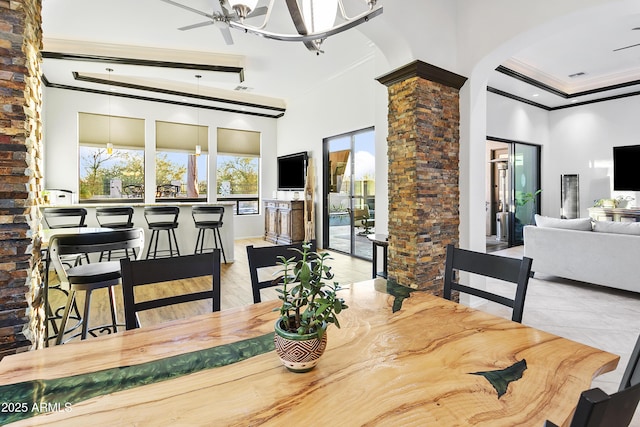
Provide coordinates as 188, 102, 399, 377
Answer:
302, 0, 338, 33
106, 142, 113, 155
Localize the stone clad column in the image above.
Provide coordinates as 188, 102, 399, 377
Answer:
377, 61, 466, 294
0, 0, 44, 358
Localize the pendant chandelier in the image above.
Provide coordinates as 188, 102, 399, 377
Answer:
162, 0, 382, 54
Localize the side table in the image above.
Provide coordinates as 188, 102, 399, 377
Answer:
367, 233, 388, 279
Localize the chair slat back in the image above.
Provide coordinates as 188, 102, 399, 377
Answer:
43, 207, 88, 229
246, 241, 317, 303
192, 206, 224, 224
144, 206, 179, 226
96, 207, 134, 228
443, 244, 533, 323
120, 251, 221, 330
51, 228, 145, 257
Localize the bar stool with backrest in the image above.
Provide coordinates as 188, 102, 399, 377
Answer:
96, 206, 136, 260
192, 205, 227, 263
49, 228, 145, 345
144, 206, 180, 259
42, 207, 90, 342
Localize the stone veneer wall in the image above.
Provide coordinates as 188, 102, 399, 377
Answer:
377, 61, 467, 294
0, 0, 44, 359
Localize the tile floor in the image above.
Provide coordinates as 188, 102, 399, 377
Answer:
484, 245, 640, 426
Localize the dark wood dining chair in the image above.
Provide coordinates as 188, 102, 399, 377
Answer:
544, 382, 640, 427
620, 334, 640, 391
246, 241, 316, 304
544, 334, 640, 426
545, 336, 640, 427
49, 228, 145, 345
443, 244, 533, 323
120, 250, 221, 330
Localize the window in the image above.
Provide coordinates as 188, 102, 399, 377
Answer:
156, 121, 208, 201
78, 113, 145, 201
217, 128, 261, 215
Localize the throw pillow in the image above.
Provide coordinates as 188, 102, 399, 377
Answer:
534, 214, 593, 231
593, 220, 640, 236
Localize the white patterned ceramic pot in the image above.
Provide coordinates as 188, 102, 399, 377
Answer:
274, 320, 328, 373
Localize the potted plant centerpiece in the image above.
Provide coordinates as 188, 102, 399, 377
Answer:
273, 242, 348, 373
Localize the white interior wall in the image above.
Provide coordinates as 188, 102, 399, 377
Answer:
548, 96, 640, 218
42, 87, 277, 239
486, 91, 640, 221
276, 54, 385, 245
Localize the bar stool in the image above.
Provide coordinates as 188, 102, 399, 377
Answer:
144, 206, 180, 259
192, 206, 227, 263
49, 228, 145, 345
96, 206, 136, 260
42, 207, 89, 343
96, 206, 134, 229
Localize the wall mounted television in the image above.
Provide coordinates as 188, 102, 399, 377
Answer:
613, 145, 640, 191
277, 151, 308, 191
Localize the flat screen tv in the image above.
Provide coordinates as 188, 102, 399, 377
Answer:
613, 145, 640, 191
277, 152, 308, 191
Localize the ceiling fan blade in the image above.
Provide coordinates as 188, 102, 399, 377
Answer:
160, 0, 214, 19
219, 27, 234, 45
179, 21, 215, 31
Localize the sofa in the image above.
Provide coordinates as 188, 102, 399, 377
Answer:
523, 215, 640, 293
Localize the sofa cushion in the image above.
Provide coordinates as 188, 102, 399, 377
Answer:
593, 220, 640, 235
534, 214, 593, 231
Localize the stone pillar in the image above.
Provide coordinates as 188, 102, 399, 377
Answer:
377, 61, 466, 294
0, 0, 44, 358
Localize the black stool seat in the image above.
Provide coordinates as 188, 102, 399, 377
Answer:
144, 206, 180, 259
192, 206, 227, 263
66, 261, 121, 286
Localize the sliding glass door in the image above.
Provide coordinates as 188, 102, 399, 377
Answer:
323, 128, 375, 259
510, 142, 541, 246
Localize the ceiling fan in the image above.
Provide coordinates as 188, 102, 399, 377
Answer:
159, 0, 267, 45
160, 0, 383, 54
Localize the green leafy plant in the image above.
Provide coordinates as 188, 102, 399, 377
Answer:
517, 189, 542, 206
274, 243, 348, 339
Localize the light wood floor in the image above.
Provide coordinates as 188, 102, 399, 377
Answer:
48, 238, 372, 344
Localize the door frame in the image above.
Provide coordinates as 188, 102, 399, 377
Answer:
322, 126, 375, 258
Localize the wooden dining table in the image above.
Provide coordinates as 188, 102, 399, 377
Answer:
0, 278, 619, 426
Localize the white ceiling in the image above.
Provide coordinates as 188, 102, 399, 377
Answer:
41, 1, 640, 113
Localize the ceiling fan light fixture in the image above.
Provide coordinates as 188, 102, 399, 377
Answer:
228, 0, 259, 19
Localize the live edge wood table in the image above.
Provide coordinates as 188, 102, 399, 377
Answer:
0, 279, 618, 426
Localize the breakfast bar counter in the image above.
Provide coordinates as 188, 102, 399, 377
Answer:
42, 202, 235, 262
